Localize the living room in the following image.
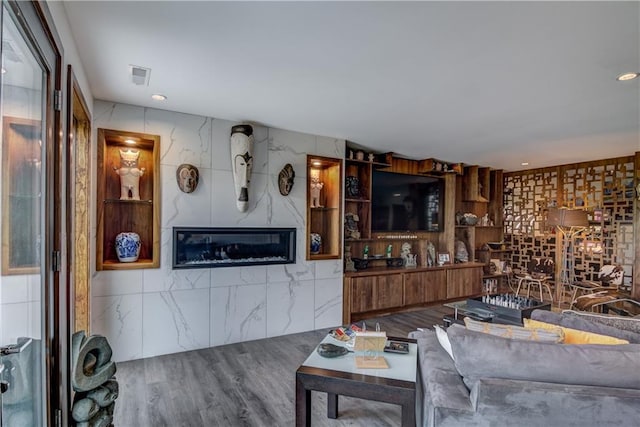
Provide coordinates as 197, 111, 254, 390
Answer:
0, 1, 638, 426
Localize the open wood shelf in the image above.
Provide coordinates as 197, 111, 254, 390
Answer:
96, 128, 160, 270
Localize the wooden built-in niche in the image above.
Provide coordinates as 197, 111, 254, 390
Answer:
454, 165, 505, 268
96, 128, 160, 270
306, 155, 343, 260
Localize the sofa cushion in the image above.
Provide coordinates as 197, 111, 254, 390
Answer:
532, 309, 640, 343
463, 317, 564, 343
562, 310, 640, 335
434, 325, 455, 361
447, 324, 640, 390
524, 318, 629, 345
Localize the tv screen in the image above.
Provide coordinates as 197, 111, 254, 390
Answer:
371, 170, 443, 232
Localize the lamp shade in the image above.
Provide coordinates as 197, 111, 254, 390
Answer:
547, 207, 589, 228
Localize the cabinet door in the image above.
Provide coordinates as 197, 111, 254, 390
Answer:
376, 274, 404, 310
350, 277, 376, 313
403, 272, 424, 306
424, 270, 447, 302
447, 267, 482, 299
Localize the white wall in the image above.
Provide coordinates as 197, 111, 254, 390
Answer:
91, 100, 345, 362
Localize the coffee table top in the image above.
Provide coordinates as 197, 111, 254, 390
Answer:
443, 300, 496, 321
301, 335, 417, 383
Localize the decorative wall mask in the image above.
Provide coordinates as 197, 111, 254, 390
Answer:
230, 124, 254, 212
278, 163, 295, 196
114, 149, 144, 200
176, 163, 199, 193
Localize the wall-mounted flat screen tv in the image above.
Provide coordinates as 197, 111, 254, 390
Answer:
371, 170, 444, 232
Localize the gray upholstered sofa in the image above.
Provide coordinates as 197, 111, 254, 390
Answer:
410, 310, 640, 426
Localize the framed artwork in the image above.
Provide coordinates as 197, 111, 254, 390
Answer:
437, 252, 451, 265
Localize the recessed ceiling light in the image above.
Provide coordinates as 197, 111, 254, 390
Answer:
521, 162, 529, 166
151, 94, 167, 101
312, 161, 322, 166
616, 72, 639, 81
124, 139, 136, 145
1, 68, 6, 74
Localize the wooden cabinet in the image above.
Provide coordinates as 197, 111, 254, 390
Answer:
306, 155, 342, 260
96, 129, 160, 270
446, 267, 482, 299
404, 270, 447, 305
343, 263, 482, 323
350, 274, 403, 314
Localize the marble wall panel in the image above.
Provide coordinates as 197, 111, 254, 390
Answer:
92, 269, 143, 297
91, 294, 143, 362
210, 284, 267, 346
268, 128, 317, 178
314, 278, 343, 330
161, 165, 212, 227
210, 265, 267, 288
142, 289, 210, 358
145, 109, 212, 168
93, 102, 146, 134
91, 101, 344, 361
266, 279, 315, 336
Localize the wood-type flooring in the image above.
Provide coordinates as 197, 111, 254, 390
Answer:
113, 305, 450, 427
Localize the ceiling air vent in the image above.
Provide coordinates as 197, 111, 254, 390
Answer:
129, 65, 151, 86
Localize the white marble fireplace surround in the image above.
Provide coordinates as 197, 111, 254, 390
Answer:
91, 100, 344, 362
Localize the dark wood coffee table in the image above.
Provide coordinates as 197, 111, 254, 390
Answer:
295, 335, 417, 427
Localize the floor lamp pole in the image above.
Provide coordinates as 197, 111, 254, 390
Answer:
556, 225, 586, 305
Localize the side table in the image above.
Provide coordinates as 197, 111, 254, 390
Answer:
295, 335, 417, 427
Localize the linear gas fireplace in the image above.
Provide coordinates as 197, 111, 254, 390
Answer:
172, 227, 296, 269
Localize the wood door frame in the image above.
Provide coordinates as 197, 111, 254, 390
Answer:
65, 63, 92, 422
66, 64, 91, 334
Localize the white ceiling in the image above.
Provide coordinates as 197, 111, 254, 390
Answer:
63, 1, 640, 171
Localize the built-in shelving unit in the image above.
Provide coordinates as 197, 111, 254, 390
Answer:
96, 128, 160, 270
306, 155, 342, 260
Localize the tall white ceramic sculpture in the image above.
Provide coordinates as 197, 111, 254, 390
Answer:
114, 149, 145, 200
230, 124, 254, 212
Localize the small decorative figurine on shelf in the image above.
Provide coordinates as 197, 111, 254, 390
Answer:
114, 149, 145, 200
345, 212, 361, 239
345, 176, 361, 198
310, 232, 322, 254
386, 244, 393, 258
115, 232, 141, 262
400, 242, 417, 268
368, 153, 374, 162
344, 245, 356, 272
363, 245, 369, 259
310, 176, 324, 207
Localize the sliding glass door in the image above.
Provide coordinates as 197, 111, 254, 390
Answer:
0, 1, 61, 425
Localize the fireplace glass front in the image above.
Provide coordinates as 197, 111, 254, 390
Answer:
172, 227, 296, 269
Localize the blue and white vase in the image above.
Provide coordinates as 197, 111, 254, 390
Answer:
310, 233, 322, 255
115, 232, 141, 262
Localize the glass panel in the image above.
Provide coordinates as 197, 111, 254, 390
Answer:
0, 4, 46, 426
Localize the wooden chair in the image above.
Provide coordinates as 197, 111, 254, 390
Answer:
515, 257, 555, 302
